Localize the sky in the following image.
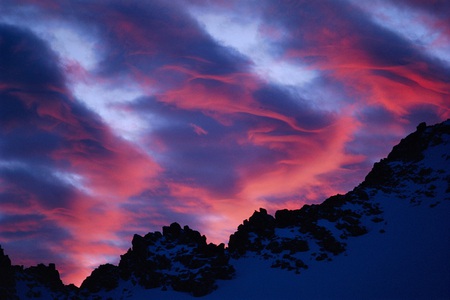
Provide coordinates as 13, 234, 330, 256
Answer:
0, 0, 449, 286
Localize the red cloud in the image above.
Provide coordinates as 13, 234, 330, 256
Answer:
2, 0, 449, 288
280, 2, 450, 119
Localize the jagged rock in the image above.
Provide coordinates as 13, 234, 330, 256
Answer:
319, 236, 345, 255
228, 229, 249, 255
168, 121, 450, 285
229, 208, 275, 254
2, 120, 449, 299
24, 263, 65, 291
283, 239, 309, 253
387, 122, 428, 162
0, 246, 12, 269
0, 246, 73, 299
163, 222, 183, 238
275, 209, 300, 228
363, 159, 394, 188
0, 246, 16, 300
80, 263, 120, 293
117, 223, 234, 296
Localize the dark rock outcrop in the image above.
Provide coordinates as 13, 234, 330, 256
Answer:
80, 263, 120, 293
1, 120, 449, 298
0, 246, 16, 300
229, 208, 275, 254
77, 223, 235, 297
0, 245, 72, 299
226, 120, 450, 277
227, 187, 382, 269
23, 263, 65, 291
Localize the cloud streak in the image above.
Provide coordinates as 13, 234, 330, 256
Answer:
0, 0, 449, 285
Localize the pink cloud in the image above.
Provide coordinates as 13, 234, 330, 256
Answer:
2, 0, 449, 288
190, 123, 208, 135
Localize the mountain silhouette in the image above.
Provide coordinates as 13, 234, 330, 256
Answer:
1, 120, 449, 299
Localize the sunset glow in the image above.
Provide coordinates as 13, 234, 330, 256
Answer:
1, 0, 449, 286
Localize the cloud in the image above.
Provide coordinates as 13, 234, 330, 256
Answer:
0, 24, 65, 88
0, 0, 449, 287
276, 0, 449, 115
0, 23, 160, 285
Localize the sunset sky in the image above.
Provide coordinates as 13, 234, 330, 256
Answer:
1, 0, 449, 286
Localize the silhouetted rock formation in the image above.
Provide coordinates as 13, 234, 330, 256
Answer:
0, 246, 70, 299
80, 263, 119, 293
81, 223, 234, 297
364, 121, 450, 189
23, 263, 64, 291
1, 120, 449, 298
227, 120, 450, 273
229, 208, 275, 254
0, 246, 16, 299
227, 188, 378, 271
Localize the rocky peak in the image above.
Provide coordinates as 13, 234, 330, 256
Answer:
1, 120, 449, 299
364, 120, 450, 189
0, 245, 16, 299
360, 120, 450, 209
23, 263, 64, 291
80, 222, 235, 297
228, 208, 275, 254
227, 188, 380, 271
0, 245, 70, 299
0, 245, 12, 268
227, 120, 450, 272
80, 263, 119, 294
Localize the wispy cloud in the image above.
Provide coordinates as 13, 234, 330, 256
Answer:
0, 0, 449, 285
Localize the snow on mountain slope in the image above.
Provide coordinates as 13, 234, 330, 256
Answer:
1, 120, 449, 299
201, 194, 450, 299
202, 120, 450, 299
82, 123, 450, 299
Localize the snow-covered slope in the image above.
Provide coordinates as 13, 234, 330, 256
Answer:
1, 120, 449, 299
202, 120, 450, 299
203, 189, 450, 299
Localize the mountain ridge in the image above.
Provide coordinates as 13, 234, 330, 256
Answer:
1, 119, 449, 299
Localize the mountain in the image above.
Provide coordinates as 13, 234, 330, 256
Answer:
81, 223, 234, 297
0, 247, 78, 299
1, 120, 449, 299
